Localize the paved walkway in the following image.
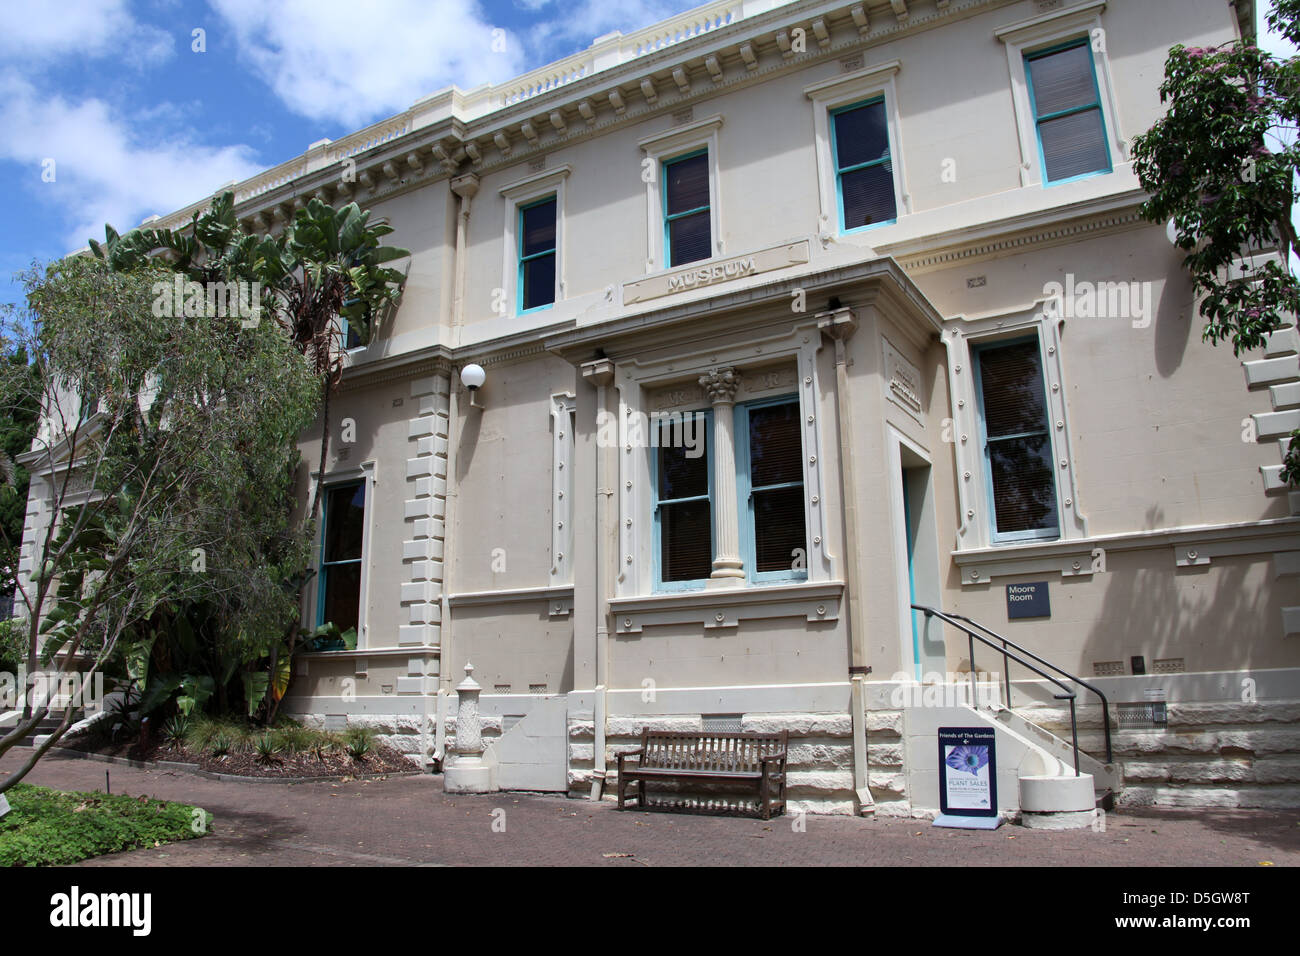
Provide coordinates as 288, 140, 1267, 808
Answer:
4, 751, 1298, 866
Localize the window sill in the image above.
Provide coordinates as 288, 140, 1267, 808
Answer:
610, 580, 843, 634
953, 517, 1300, 585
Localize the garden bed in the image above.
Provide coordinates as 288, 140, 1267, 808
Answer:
0, 783, 211, 866
60, 716, 418, 780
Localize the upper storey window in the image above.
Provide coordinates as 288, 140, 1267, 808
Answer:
663, 150, 712, 267
1025, 39, 1110, 183
831, 98, 897, 231
519, 196, 557, 312
972, 337, 1059, 542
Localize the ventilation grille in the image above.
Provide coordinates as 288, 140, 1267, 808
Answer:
529, 683, 548, 694
1117, 702, 1168, 729
1153, 658, 1185, 674
1092, 660, 1125, 677
494, 684, 511, 694
701, 713, 744, 732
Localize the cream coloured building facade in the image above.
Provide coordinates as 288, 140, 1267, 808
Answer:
44, 0, 1300, 817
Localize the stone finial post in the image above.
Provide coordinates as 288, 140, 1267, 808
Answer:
442, 662, 498, 793
454, 662, 483, 756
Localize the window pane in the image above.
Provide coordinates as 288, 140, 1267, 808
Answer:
665, 152, 710, 215
978, 342, 1048, 439
1028, 44, 1098, 117
833, 102, 890, 170
320, 562, 361, 634
988, 435, 1058, 534
668, 210, 711, 265
323, 482, 365, 562
661, 499, 712, 581
521, 199, 556, 257
343, 321, 363, 350
753, 486, 806, 572
840, 162, 896, 229
1038, 108, 1109, 181
748, 403, 802, 487
658, 417, 708, 500
521, 253, 555, 310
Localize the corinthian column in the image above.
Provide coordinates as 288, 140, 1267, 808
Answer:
700, 367, 744, 587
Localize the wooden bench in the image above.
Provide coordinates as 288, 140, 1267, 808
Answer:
616, 730, 789, 819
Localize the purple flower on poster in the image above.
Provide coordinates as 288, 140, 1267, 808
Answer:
945, 745, 989, 775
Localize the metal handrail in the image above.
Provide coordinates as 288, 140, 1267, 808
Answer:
943, 611, 1113, 766
911, 605, 1093, 776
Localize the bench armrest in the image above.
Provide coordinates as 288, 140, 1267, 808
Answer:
759, 752, 787, 765
617, 748, 645, 769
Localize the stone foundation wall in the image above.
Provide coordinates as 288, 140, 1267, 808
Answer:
566, 709, 906, 816
1021, 699, 1300, 809
297, 713, 438, 769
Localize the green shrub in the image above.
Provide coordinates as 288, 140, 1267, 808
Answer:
0, 783, 210, 866
343, 725, 375, 759
160, 715, 189, 747
253, 733, 282, 765
210, 733, 233, 757
0, 618, 26, 674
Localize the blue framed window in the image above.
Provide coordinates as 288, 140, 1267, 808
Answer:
519, 196, 557, 312
1025, 38, 1111, 184
339, 318, 363, 350
972, 338, 1060, 542
653, 410, 713, 589
663, 149, 711, 267
831, 98, 897, 232
314, 480, 365, 646
738, 396, 807, 583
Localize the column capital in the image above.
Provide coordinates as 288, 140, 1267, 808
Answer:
699, 366, 742, 404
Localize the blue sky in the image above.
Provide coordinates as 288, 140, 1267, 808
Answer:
0, 0, 1294, 309
0, 0, 685, 307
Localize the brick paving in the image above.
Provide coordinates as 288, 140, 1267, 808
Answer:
4, 751, 1298, 867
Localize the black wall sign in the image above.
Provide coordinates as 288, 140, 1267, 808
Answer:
1006, 580, 1050, 619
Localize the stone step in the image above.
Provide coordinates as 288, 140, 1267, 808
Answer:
1285, 607, 1300, 638
1244, 355, 1300, 388
1272, 381, 1300, 410
1275, 551, 1300, 578
1265, 326, 1300, 357
1262, 463, 1288, 492
1253, 408, 1300, 440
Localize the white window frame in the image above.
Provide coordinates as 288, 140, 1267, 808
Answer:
499, 164, 571, 315
942, 302, 1086, 555
638, 115, 724, 273
308, 458, 377, 649
995, 0, 1127, 188
805, 59, 907, 242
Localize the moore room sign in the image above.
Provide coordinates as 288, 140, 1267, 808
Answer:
623, 240, 811, 306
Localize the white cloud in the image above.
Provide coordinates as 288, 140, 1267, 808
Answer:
0, 0, 174, 66
209, 0, 528, 127
525, 0, 683, 56
0, 71, 263, 252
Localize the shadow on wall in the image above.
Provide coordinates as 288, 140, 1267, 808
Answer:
1076, 510, 1275, 681
1153, 245, 1196, 380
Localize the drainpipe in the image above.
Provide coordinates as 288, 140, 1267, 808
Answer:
433, 172, 479, 766
818, 307, 874, 814
582, 358, 616, 800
